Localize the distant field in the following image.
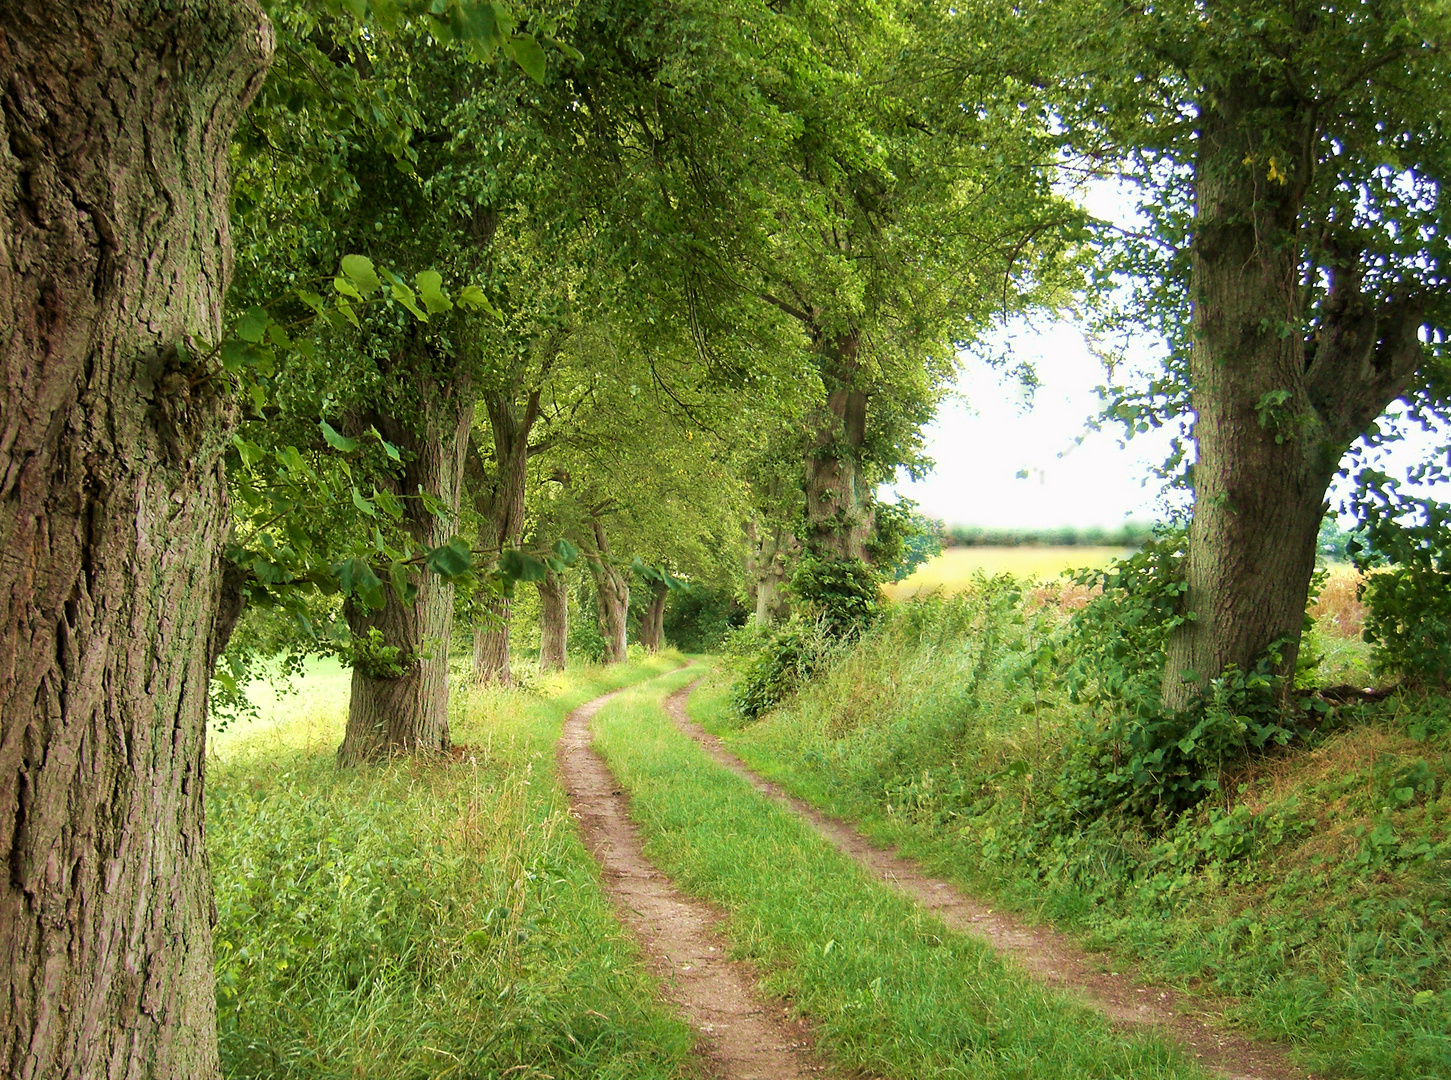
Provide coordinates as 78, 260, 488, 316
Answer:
209, 655, 352, 754
884, 545, 1131, 599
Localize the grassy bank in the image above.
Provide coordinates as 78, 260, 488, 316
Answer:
208, 654, 695, 1080
590, 668, 1214, 1080
705, 593, 1451, 1079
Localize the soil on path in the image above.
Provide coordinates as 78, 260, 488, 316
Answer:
557, 683, 840, 1080
665, 683, 1313, 1080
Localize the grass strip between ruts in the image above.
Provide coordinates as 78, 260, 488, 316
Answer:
210, 654, 697, 1080
590, 666, 1216, 1080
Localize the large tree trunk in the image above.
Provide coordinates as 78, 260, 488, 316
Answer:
585, 518, 629, 664
0, 3, 271, 1076
471, 390, 541, 686
805, 330, 873, 563
1163, 92, 1426, 711
536, 569, 568, 672
744, 518, 796, 626
640, 579, 668, 653
472, 593, 512, 686
337, 386, 472, 765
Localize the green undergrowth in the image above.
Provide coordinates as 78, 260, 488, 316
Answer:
704, 593, 1451, 1080
208, 654, 695, 1080
591, 667, 1214, 1080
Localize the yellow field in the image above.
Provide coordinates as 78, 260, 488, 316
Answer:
884, 545, 1131, 600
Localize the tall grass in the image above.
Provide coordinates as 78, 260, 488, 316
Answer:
708, 592, 1451, 1080
208, 655, 695, 1080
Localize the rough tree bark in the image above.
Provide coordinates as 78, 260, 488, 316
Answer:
0, 2, 272, 1076
639, 578, 668, 653
536, 568, 567, 672
471, 388, 543, 685
584, 518, 630, 664
744, 518, 796, 626
804, 329, 873, 563
337, 384, 473, 765
1162, 88, 1427, 711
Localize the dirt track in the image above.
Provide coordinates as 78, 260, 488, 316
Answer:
556, 682, 841, 1080
662, 682, 1313, 1080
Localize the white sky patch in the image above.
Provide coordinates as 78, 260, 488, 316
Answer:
883, 320, 1180, 530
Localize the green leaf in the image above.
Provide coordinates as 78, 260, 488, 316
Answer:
424, 537, 473, 578
333, 557, 383, 606
220, 339, 253, 372
373, 428, 402, 461
320, 419, 359, 452
454, 284, 500, 318
552, 538, 579, 564
373, 487, 404, 521
233, 436, 267, 468
333, 276, 363, 300
547, 36, 584, 62
389, 560, 410, 603
340, 254, 382, 296
351, 485, 377, 517
390, 282, 428, 321
509, 32, 547, 83
499, 548, 548, 583
415, 270, 454, 314
237, 306, 269, 344
334, 298, 360, 328
297, 289, 326, 315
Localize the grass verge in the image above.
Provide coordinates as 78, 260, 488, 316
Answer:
590, 666, 1215, 1080
702, 596, 1451, 1080
209, 653, 695, 1079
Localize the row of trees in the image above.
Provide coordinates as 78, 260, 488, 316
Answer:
3, 0, 1449, 1075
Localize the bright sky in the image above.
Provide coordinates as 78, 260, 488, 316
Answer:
885, 320, 1182, 530
886, 318, 1450, 531
887, 177, 1449, 532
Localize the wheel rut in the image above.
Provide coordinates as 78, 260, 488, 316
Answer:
663, 681, 1313, 1080
557, 681, 840, 1080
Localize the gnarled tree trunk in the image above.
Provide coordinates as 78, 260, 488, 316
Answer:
337, 385, 472, 765
744, 518, 796, 626
584, 518, 629, 664
0, 3, 271, 1075
805, 329, 873, 563
1163, 91, 1426, 711
640, 578, 668, 653
471, 389, 542, 686
536, 568, 568, 672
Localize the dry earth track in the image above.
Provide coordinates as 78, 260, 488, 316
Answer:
557, 682, 843, 1080
663, 680, 1315, 1080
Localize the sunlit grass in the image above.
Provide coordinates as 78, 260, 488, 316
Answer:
208, 655, 698, 1080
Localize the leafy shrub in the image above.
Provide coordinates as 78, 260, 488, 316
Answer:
789, 554, 881, 637
867, 501, 942, 582
1044, 655, 1303, 828
728, 621, 840, 720
1350, 474, 1451, 687
1363, 562, 1451, 688
1057, 531, 1188, 720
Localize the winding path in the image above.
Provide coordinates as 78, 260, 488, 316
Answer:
556, 681, 840, 1080
662, 681, 1313, 1080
